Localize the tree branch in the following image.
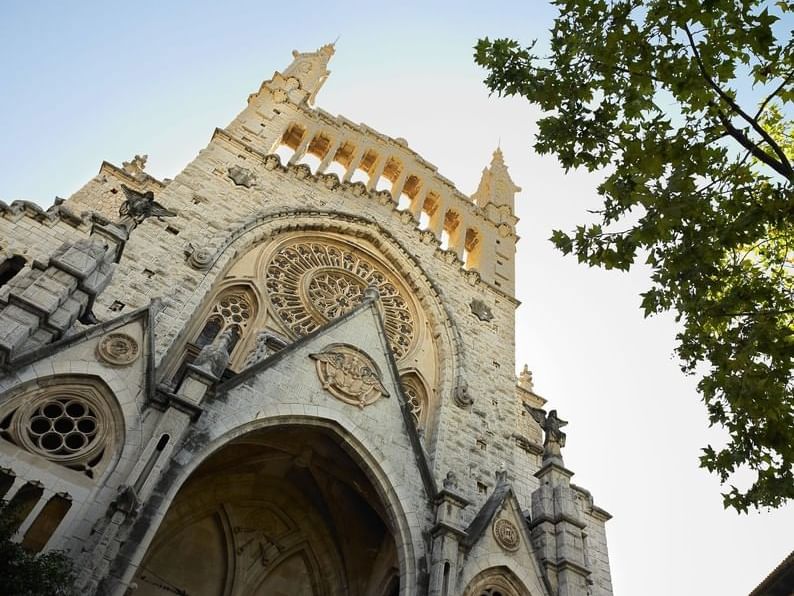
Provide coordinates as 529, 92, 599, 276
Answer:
716, 108, 794, 180
683, 24, 794, 181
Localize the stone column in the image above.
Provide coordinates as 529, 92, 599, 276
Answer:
530, 459, 591, 596
366, 155, 388, 191
428, 473, 469, 596
317, 137, 343, 173
342, 146, 366, 182
288, 127, 317, 165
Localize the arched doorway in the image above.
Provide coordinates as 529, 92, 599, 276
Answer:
132, 426, 400, 596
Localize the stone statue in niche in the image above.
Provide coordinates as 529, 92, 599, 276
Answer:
228, 165, 257, 188
470, 298, 494, 322
310, 345, 389, 408
192, 327, 235, 379
526, 407, 568, 459
118, 185, 176, 232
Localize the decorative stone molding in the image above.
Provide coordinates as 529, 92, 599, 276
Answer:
493, 518, 520, 552
228, 165, 256, 188
97, 333, 140, 366
310, 344, 389, 408
470, 298, 493, 322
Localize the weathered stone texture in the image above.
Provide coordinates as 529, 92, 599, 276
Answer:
0, 45, 612, 596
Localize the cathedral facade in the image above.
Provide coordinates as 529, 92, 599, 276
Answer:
0, 46, 612, 596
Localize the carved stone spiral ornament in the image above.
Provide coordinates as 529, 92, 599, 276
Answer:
265, 240, 416, 358
493, 518, 521, 552
97, 333, 140, 366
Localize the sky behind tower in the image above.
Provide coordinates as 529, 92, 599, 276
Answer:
1, 2, 792, 594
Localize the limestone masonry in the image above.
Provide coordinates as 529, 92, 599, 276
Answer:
0, 45, 612, 596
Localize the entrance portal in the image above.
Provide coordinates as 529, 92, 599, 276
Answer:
133, 426, 400, 596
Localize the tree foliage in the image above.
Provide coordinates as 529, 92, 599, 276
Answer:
476, 0, 793, 511
0, 499, 76, 596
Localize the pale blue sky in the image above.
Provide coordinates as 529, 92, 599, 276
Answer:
1, 2, 792, 595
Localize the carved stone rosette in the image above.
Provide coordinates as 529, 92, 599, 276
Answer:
493, 518, 520, 552
310, 344, 389, 408
97, 333, 140, 366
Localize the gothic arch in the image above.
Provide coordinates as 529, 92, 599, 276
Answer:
462, 566, 532, 596
0, 374, 126, 483
180, 280, 262, 371
117, 415, 422, 595
160, 209, 466, 439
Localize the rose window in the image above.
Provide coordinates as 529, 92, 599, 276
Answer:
307, 271, 366, 319
0, 382, 116, 478
27, 397, 98, 457
266, 241, 416, 358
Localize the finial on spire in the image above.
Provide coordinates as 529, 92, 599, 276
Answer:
518, 364, 534, 392
280, 42, 336, 105
471, 146, 521, 210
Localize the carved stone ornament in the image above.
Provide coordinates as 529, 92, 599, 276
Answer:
185, 242, 213, 270
228, 165, 256, 188
266, 240, 416, 358
272, 88, 288, 103
97, 333, 140, 366
310, 345, 389, 408
470, 298, 494, 322
493, 518, 521, 552
453, 381, 474, 408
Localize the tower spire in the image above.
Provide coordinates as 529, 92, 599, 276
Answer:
280, 42, 336, 105
471, 146, 522, 211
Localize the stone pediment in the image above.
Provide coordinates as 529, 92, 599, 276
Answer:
0, 301, 158, 404
215, 294, 437, 501
460, 473, 552, 596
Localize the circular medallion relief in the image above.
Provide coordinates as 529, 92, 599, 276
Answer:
493, 518, 521, 551
97, 333, 139, 366
265, 240, 416, 358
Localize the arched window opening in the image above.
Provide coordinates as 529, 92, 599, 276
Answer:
273, 144, 295, 165
280, 122, 306, 152
421, 192, 441, 233
0, 378, 122, 480
6, 482, 43, 533
0, 255, 26, 288
463, 567, 528, 596
442, 562, 451, 596
397, 194, 412, 211
195, 290, 254, 353
400, 373, 429, 431
399, 175, 422, 210
464, 228, 482, 270
324, 160, 347, 180
358, 149, 380, 186
442, 210, 461, 254
21, 493, 71, 552
196, 315, 223, 348
273, 122, 306, 165
298, 151, 322, 172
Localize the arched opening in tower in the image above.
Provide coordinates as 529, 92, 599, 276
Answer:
132, 426, 400, 596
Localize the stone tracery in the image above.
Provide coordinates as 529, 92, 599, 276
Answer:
265, 240, 416, 358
